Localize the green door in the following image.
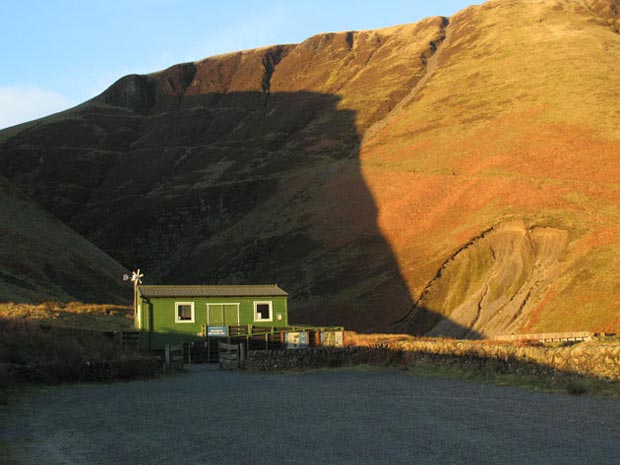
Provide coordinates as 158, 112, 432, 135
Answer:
208, 304, 224, 325
224, 304, 238, 326
207, 304, 239, 325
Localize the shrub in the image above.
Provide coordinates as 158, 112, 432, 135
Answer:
0, 316, 155, 388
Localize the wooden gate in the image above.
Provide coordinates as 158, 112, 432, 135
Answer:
164, 343, 184, 370
218, 342, 246, 370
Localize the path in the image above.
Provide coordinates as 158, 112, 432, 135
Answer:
2, 365, 619, 464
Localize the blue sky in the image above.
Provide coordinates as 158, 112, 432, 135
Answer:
0, 1, 478, 129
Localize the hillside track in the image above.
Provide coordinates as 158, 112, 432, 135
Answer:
2, 365, 620, 464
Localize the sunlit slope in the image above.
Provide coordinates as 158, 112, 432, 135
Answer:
362, 0, 620, 335
0, 0, 619, 334
0, 176, 129, 303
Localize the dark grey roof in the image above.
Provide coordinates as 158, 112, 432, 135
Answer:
138, 284, 288, 298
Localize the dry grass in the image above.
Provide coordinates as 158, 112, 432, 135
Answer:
343, 325, 620, 396
0, 302, 142, 397
0, 301, 133, 332
0, 317, 125, 367
0, 317, 132, 395
336, 333, 620, 397
344, 331, 433, 346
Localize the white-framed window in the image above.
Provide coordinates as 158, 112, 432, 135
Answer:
175, 302, 195, 323
254, 301, 273, 322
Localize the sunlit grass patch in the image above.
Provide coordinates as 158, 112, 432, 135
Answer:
0, 301, 133, 331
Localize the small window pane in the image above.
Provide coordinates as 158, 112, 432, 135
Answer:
256, 303, 270, 320
178, 304, 192, 321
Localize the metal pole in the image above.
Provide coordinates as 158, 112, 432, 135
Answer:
133, 279, 138, 323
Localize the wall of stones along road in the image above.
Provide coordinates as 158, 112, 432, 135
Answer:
245, 339, 620, 380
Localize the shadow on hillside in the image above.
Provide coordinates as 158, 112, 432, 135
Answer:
0, 86, 477, 337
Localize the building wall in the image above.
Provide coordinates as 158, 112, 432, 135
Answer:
138, 295, 288, 349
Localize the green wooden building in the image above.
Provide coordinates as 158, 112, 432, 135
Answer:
136, 284, 288, 350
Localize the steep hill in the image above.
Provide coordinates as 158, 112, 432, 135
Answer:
1, 0, 619, 335
0, 175, 129, 303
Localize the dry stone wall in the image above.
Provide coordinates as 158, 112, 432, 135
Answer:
245, 339, 620, 380
394, 339, 620, 380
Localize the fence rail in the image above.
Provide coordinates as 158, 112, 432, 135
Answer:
494, 331, 594, 343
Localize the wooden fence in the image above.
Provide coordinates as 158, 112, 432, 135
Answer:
102, 330, 140, 352
210, 325, 344, 350
494, 331, 594, 343
119, 331, 140, 351
183, 326, 345, 367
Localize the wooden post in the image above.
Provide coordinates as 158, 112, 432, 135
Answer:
164, 344, 171, 370
239, 343, 246, 370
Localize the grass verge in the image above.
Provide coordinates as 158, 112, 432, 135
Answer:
396, 360, 620, 398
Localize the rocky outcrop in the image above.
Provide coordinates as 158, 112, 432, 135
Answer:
393, 222, 569, 338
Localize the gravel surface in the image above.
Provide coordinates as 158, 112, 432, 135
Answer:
2, 365, 620, 465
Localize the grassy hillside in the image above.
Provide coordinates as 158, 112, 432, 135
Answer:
361, 0, 620, 335
0, 175, 131, 303
0, 0, 619, 336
